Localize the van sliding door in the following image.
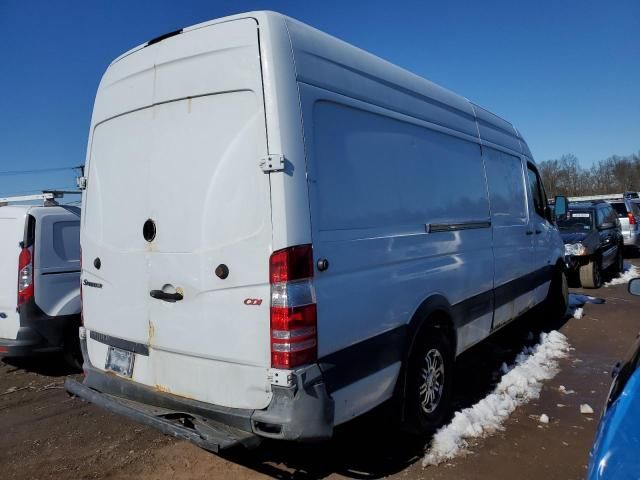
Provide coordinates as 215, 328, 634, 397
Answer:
483, 148, 535, 329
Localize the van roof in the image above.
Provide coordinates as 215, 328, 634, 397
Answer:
105, 11, 530, 159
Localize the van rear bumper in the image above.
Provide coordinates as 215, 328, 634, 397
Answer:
66, 334, 334, 448
0, 328, 53, 356
65, 376, 260, 452
0, 301, 80, 357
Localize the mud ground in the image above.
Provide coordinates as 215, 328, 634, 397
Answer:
1, 259, 638, 480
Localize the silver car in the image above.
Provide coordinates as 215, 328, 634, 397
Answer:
608, 199, 640, 249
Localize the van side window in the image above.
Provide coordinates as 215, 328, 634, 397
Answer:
312, 101, 490, 230
483, 148, 527, 225
526, 164, 545, 218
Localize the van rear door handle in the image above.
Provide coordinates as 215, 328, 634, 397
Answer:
149, 290, 183, 302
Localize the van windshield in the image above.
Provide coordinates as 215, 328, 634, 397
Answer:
557, 211, 594, 231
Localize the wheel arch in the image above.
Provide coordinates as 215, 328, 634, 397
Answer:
395, 294, 456, 421
405, 294, 456, 360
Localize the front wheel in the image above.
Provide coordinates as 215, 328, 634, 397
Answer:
580, 258, 602, 289
403, 327, 454, 435
545, 267, 569, 319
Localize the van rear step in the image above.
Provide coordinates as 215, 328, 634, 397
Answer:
65, 379, 261, 452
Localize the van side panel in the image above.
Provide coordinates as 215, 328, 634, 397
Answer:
0, 211, 24, 340
300, 85, 493, 423
285, 18, 478, 138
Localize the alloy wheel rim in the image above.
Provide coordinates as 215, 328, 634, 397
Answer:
419, 348, 445, 414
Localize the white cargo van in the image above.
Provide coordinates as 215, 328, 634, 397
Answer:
0, 193, 81, 360
66, 11, 568, 450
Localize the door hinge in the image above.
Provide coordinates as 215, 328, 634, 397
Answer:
259, 154, 285, 173
76, 175, 87, 190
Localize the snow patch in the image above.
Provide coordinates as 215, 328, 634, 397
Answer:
422, 331, 570, 467
572, 307, 583, 319
604, 263, 640, 287
580, 404, 594, 415
559, 385, 576, 395
539, 414, 549, 424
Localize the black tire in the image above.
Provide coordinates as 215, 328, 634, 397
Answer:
545, 267, 569, 319
579, 257, 602, 289
403, 325, 454, 436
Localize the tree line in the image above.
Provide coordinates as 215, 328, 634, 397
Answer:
538, 152, 640, 198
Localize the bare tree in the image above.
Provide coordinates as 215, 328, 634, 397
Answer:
538, 151, 640, 197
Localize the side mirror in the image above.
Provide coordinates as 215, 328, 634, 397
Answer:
554, 196, 568, 221
629, 278, 640, 296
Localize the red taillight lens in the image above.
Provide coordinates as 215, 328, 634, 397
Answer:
271, 304, 317, 369
269, 245, 314, 283
17, 247, 34, 307
269, 245, 317, 369
628, 212, 636, 225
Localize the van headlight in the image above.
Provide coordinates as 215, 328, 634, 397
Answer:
565, 243, 588, 256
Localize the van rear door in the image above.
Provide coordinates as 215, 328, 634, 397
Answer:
33, 208, 81, 316
82, 19, 273, 410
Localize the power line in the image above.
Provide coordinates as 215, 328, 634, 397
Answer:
0, 165, 83, 177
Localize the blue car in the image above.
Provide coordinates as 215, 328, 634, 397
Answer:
587, 278, 640, 479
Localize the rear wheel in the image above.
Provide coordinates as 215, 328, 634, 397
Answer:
580, 258, 602, 289
403, 326, 454, 435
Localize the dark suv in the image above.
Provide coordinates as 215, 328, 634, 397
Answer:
557, 201, 624, 288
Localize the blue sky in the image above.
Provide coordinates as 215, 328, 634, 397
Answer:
0, 0, 638, 197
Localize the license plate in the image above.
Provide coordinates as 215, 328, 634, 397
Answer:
105, 346, 135, 377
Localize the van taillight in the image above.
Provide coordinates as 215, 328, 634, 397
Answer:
17, 247, 34, 307
628, 212, 636, 225
269, 245, 317, 369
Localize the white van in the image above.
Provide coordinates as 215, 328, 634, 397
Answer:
0, 193, 81, 361
66, 11, 568, 450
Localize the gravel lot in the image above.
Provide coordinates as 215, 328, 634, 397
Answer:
1, 259, 638, 480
